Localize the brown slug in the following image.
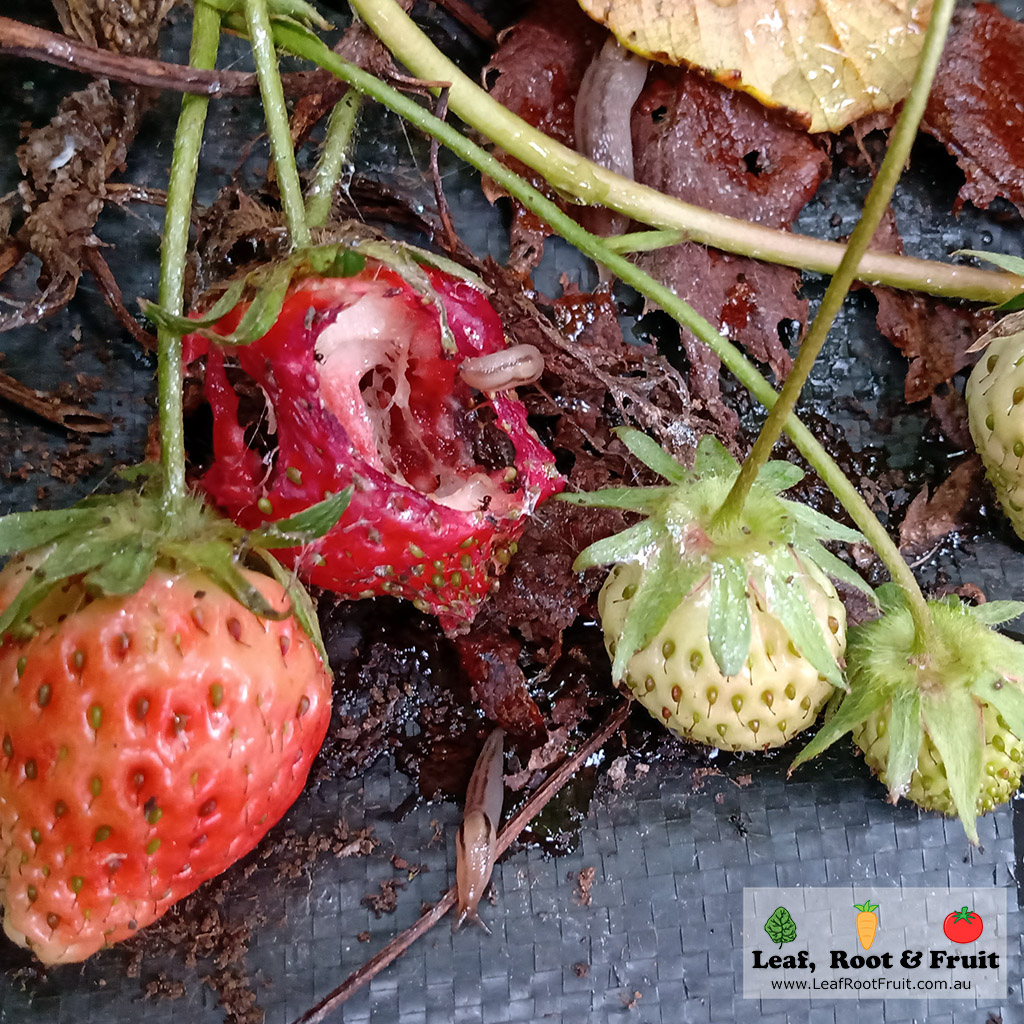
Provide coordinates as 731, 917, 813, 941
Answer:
457, 345, 543, 392
453, 727, 505, 933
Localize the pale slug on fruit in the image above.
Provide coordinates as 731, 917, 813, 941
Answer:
453, 727, 504, 933
457, 345, 543, 392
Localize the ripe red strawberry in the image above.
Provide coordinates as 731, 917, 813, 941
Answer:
182, 252, 563, 630
0, 557, 332, 965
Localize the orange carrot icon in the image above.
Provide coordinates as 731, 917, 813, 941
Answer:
854, 901, 879, 950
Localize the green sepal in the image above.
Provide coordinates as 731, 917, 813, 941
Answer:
83, 541, 159, 596
874, 583, 907, 615
767, 551, 842, 686
883, 686, 923, 798
610, 555, 706, 681
573, 520, 659, 572
965, 600, 1024, 626
167, 540, 290, 622
707, 559, 750, 676
201, 259, 300, 347
0, 536, 137, 636
789, 680, 890, 772
558, 486, 674, 512
970, 673, 1024, 749
252, 549, 329, 666
786, 502, 862, 545
921, 688, 984, 844
796, 540, 877, 603
693, 435, 739, 477
955, 250, 1024, 310
758, 461, 803, 494
142, 275, 248, 336
612, 427, 688, 484
0, 508, 109, 558
250, 487, 353, 547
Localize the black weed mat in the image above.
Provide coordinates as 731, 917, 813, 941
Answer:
1, 1, 1023, 1022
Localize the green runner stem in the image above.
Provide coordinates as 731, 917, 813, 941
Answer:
713, 0, 955, 652
306, 90, 362, 228
156, 0, 222, 512
244, 0, 311, 247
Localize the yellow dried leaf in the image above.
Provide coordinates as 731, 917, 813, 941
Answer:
577, 0, 934, 132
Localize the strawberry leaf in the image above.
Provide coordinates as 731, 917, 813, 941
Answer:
966, 600, 1024, 626
707, 558, 750, 676
573, 520, 659, 572
921, 688, 984, 845
250, 487, 353, 546
883, 686, 923, 799
875, 583, 908, 614
693, 435, 739, 477
789, 681, 890, 772
612, 427, 688, 484
767, 551, 842, 686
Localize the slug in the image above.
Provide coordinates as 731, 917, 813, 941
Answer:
454, 727, 505, 933
458, 345, 543, 392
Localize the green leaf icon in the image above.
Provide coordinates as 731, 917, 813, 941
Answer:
764, 906, 797, 947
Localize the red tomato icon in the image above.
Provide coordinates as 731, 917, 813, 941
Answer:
943, 907, 984, 944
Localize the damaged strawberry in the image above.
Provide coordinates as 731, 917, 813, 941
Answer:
175, 243, 564, 630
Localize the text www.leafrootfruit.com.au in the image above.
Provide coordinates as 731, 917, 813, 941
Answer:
770, 976, 975, 993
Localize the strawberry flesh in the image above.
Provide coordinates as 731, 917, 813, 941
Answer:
185, 262, 563, 630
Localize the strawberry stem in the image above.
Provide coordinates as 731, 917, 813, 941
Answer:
306, 90, 362, 229
713, 0, 957, 647
264, 20, 937, 648
156, 0, 222, 512
348, 0, 1023, 307
243, 0, 311, 248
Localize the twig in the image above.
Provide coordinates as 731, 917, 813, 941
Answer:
84, 249, 157, 350
432, 0, 498, 44
0, 15, 327, 98
429, 89, 458, 253
290, 700, 632, 1024
0, 370, 111, 435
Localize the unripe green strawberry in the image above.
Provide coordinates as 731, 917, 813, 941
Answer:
563, 430, 872, 752
792, 586, 1024, 844
966, 324, 1024, 537
855, 701, 1024, 816
599, 561, 844, 750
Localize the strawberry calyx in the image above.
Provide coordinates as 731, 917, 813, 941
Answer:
562, 428, 874, 687
0, 476, 350, 664
790, 584, 1024, 843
